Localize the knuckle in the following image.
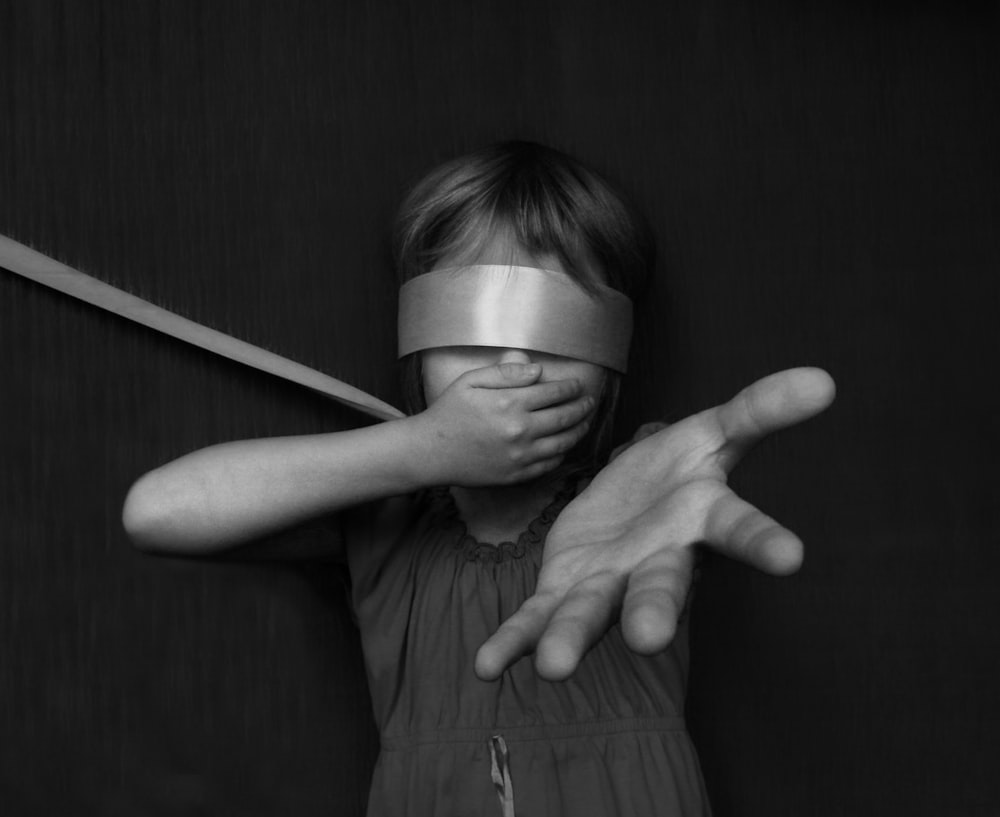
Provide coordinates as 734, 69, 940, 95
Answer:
542, 383, 566, 406
508, 447, 528, 466
498, 361, 523, 379
503, 420, 526, 441
737, 389, 765, 433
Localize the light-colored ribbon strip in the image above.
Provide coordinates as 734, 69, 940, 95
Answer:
489, 735, 516, 817
398, 265, 633, 373
0, 233, 405, 422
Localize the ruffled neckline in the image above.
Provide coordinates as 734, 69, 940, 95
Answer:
428, 481, 578, 564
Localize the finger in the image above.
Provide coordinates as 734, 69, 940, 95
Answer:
702, 490, 804, 575
475, 594, 557, 681
529, 420, 591, 461
529, 394, 595, 438
713, 367, 836, 468
533, 572, 626, 681
620, 548, 695, 655
518, 378, 584, 410
462, 362, 544, 389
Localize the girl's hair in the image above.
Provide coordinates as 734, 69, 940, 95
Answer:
394, 140, 655, 469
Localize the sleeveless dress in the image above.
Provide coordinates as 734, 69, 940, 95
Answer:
343, 481, 712, 817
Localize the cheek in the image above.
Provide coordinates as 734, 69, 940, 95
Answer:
420, 352, 476, 405
421, 367, 450, 405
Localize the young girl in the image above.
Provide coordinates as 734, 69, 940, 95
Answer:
123, 141, 833, 816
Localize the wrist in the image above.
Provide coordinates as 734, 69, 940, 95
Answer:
391, 413, 451, 489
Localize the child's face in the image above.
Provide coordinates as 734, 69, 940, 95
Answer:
420, 238, 607, 408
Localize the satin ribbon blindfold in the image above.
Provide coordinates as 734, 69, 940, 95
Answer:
1, 237, 633, 421
397, 266, 633, 373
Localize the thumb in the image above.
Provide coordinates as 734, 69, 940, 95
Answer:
463, 362, 542, 389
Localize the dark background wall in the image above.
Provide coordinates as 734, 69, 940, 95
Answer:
1, 1, 997, 815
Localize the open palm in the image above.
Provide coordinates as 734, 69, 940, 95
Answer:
475, 367, 836, 681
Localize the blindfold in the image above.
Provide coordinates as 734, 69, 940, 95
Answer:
397, 265, 633, 373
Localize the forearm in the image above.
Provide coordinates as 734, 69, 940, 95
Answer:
122, 417, 433, 553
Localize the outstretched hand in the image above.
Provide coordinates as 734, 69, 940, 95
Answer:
474, 367, 836, 681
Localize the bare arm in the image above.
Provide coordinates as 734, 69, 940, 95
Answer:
123, 362, 595, 555
122, 420, 431, 554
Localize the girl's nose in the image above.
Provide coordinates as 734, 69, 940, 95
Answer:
497, 348, 533, 365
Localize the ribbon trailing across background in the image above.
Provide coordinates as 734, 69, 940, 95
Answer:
0, 233, 406, 422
